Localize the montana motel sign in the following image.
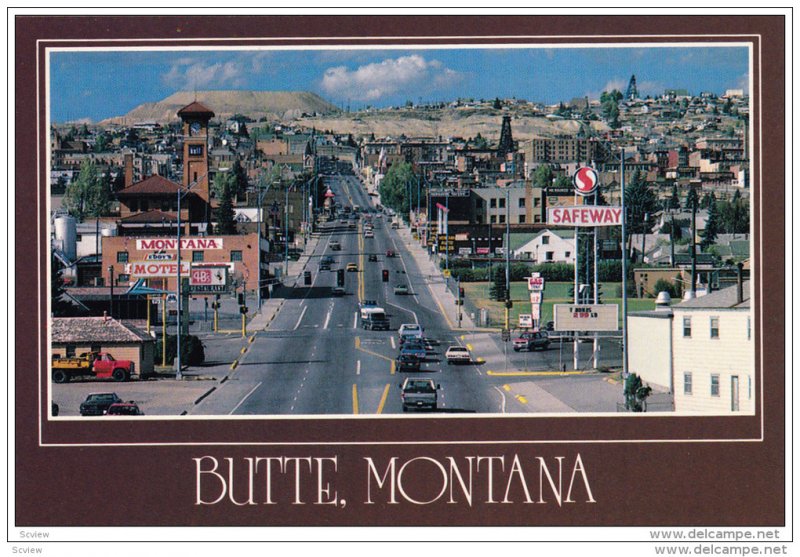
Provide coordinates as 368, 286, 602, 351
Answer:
126, 261, 191, 277
135, 237, 225, 251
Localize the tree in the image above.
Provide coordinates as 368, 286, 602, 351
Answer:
601, 89, 623, 129
701, 198, 720, 250
624, 170, 658, 235
231, 159, 249, 201
51, 254, 73, 317
378, 162, 416, 215
62, 160, 110, 222
214, 173, 237, 235
532, 164, 553, 189
492, 97, 502, 110
624, 373, 653, 412
489, 265, 507, 302
684, 185, 699, 211
669, 184, 681, 210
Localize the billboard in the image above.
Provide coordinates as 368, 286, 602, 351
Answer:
190, 266, 229, 293
554, 304, 619, 332
547, 206, 622, 227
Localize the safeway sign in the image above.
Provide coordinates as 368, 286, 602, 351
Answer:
573, 167, 599, 196
548, 206, 622, 227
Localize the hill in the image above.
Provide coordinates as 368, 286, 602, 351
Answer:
100, 90, 338, 125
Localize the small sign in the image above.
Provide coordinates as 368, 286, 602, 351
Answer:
528, 276, 545, 291
554, 304, 619, 332
476, 247, 490, 255
529, 291, 543, 304
443, 269, 451, 278
573, 167, 599, 197
146, 252, 174, 261
166, 294, 178, 305
518, 314, 533, 328
530, 305, 541, 321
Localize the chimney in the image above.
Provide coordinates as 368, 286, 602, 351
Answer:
736, 262, 744, 304
124, 153, 134, 188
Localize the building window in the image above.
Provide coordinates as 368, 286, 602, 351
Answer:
683, 316, 692, 337
683, 372, 693, 395
490, 215, 497, 224
534, 215, 541, 223
490, 198, 497, 208
230, 250, 243, 262
542, 235, 550, 245
188, 144, 204, 157
65, 345, 76, 357
117, 273, 130, 283
498, 214, 506, 224
533, 198, 541, 207
518, 198, 526, 208
710, 316, 720, 338
499, 197, 506, 209
710, 374, 720, 397
192, 251, 205, 262
117, 251, 129, 263
518, 215, 526, 224
565, 251, 571, 259
546, 251, 554, 261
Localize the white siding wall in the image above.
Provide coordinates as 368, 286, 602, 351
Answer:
628, 314, 672, 391
515, 233, 575, 264
672, 308, 754, 414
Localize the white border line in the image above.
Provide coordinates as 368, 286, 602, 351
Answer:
38, 36, 763, 447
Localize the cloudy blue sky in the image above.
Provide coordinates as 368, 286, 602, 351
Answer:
49, 46, 750, 123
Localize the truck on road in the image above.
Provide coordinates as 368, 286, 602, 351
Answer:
51, 352, 137, 383
399, 378, 441, 412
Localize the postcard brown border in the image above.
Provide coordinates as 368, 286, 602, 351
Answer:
14, 14, 785, 527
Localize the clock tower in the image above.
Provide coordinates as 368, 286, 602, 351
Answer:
177, 101, 215, 204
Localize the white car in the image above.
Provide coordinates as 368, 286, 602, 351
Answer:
445, 346, 471, 365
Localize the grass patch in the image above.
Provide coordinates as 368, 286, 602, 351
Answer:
462, 281, 656, 328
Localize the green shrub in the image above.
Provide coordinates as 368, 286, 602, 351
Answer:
155, 334, 206, 366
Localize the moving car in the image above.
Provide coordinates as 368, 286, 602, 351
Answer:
385, 249, 395, 258
79, 392, 123, 416
332, 286, 346, 296
346, 263, 358, 272
368, 254, 378, 262
445, 346, 472, 365
398, 323, 423, 339
395, 353, 421, 373
330, 241, 341, 251
399, 378, 440, 412
399, 340, 427, 361
364, 230, 374, 238
512, 330, 551, 352
393, 284, 409, 295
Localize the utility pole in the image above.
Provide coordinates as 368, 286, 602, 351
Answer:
505, 188, 511, 330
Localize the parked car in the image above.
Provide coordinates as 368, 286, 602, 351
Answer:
512, 331, 551, 352
399, 378, 440, 412
395, 353, 421, 373
394, 284, 409, 295
79, 392, 123, 416
445, 346, 472, 365
106, 402, 144, 416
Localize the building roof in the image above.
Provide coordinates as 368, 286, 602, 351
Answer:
675, 280, 750, 309
120, 209, 177, 224
177, 101, 215, 118
118, 174, 182, 196
51, 316, 153, 344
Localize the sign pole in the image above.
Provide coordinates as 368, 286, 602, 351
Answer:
161, 293, 167, 367
573, 190, 579, 371
593, 171, 600, 370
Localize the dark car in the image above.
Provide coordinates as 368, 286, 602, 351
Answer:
106, 402, 144, 416
386, 249, 395, 258
332, 286, 346, 296
400, 340, 427, 361
319, 261, 331, 271
79, 392, 122, 416
368, 254, 378, 262
395, 353, 421, 373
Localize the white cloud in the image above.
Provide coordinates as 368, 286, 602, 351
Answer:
320, 54, 462, 102
162, 54, 272, 90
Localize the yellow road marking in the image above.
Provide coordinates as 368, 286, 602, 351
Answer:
240, 347, 247, 354
390, 359, 396, 375
515, 394, 528, 404
230, 360, 239, 370
376, 383, 390, 414
432, 293, 455, 329
460, 335, 465, 340
466, 343, 473, 351
352, 384, 359, 414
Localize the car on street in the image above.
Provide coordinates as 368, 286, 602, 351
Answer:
393, 284, 409, 295
399, 378, 440, 412
400, 339, 428, 361
332, 286, 346, 296
368, 254, 378, 262
330, 241, 341, 251
391, 222, 399, 229
106, 401, 145, 416
445, 346, 472, 365
395, 353, 421, 373
398, 323, 423, 338
79, 392, 123, 416
348, 223, 356, 229
346, 263, 358, 272
386, 249, 395, 258
512, 330, 551, 352
364, 230, 374, 238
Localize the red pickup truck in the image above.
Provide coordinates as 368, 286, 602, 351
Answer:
51, 352, 137, 383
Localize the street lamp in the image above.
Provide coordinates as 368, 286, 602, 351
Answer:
175, 173, 206, 380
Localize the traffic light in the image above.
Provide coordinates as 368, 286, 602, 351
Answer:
237, 293, 244, 305
240, 306, 249, 314
458, 287, 465, 299
382, 269, 389, 282
337, 269, 345, 287
505, 299, 513, 309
